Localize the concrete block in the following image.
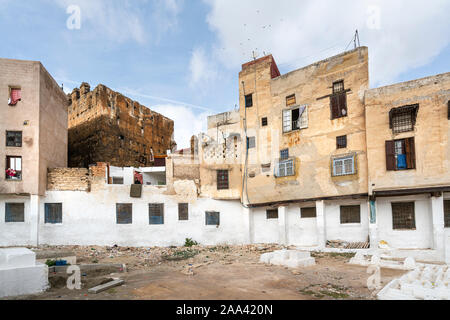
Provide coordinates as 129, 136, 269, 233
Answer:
88, 279, 124, 294
0, 263, 49, 298
0, 248, 36, 269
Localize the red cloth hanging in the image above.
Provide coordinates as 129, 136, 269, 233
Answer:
9, 89, 21, 105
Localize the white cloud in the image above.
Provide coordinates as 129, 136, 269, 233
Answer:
189, 47, 219, 88
151, 104, 212, 149
203, 0, 450, 86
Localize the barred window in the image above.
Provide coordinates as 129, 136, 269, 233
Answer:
266, 209, 278, 219
45, 203, 62, 224
340, 205, 361, 224
280, 149, 289, 160
336, 135, 347, 149
333, 80, 344, 93
392, 202, 416, 230
5, 203, 24, 223
6, 131, 22, 147
178, 203, 189, 221
206, 211, 220, 226
261, 117, 268, 127
116, 203, 132, 224
149, 203, 164, 225
301, 207, 317, 218
332, 155, 355, 177
217, 170, 229, 190
389, 105, 419, 134
443, 200, 450, 228
112, 177, 124, 184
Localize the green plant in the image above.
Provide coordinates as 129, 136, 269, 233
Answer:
45, 259, 56, 267
184, 238, 199, 247
163, 249, 199, 261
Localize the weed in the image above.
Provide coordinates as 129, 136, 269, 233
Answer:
163, 249, 199, 261
184, 238, 199, 247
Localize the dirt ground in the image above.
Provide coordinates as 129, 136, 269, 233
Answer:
10, 244, 406, 300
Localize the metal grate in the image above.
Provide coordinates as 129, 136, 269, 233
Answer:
266, 209, 278, 219
112, 177, 124, 184
149, 204, 164, 225
45, 203, 62, 224
261, 117, 268, 126
392, 111, 414, 133
444, 200, 450, 228
333, 80, 344, 93
301, 207, 317, 218
5, 203, 24, 223
340, 205, 361, 224
280, 149, 289, 160
6, 131, 22, 147
336, 135, 347, 149
217, 170, 229, 190
392, 202, 416, 230
206, 211, 220, 226
116, 203, 132, 224
178, 203, 189, 221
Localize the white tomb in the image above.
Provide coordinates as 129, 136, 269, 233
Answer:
0, 248, 49, 298
260, 250, 315, 268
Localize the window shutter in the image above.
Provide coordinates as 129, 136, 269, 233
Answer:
273, 162, 280, 177
283, 110, 292, 132
330, 95, 339, 119
385, 140, 396, 171
338, 93, 347, 116
405, 137, 416, 169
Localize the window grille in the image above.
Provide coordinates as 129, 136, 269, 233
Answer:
206, 211, 220, 225
149, 204, 164, 225
116, 203, 132, 224
301, 207, 317, 218
5, 203, 25, 222
178, 203, 189, 221
340, 205, 361, 224
392, 202, 416, 230
45, 203, 62, 224
266, 209, 278, 219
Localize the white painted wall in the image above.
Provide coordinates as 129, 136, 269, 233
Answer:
286, 203, 318, 246
0, 195, 34, 246
252, 207, 279, 244
324, 200, 370, 243
377, 195, 433, 249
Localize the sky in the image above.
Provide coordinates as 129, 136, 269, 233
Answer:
0, 0, 449, 148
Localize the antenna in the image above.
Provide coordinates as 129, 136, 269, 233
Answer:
354, 29, 361, 49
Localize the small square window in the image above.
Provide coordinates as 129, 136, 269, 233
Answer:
392, 202, 416, 230
206, 211, 220, 226
286, 94, 296, 107
8, 87, 21, 106
217, 170, 229, 190
261, 117, 268, 127
280, 149, 289, 160
276, 159, 295, 177
340, 205, 360, 224
178, 203, 189, 221
245, 94, 253, 108
149, 203, 164, 225
333, 81, 344, 93
6, 131, 22, 147
5, 156, 22, 180
336, 135, 347, 149
266, 209, 278, 219
112, 177, 124, 184
389, 105, 419, 134
5, 203, 25, 223
45, 203, 62, 224
301, 207, 317, 218
247, 136, 255, 149
332, 155, 355, 177
116, 203, 132, 224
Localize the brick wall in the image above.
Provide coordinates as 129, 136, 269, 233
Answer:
47, 168, 90, 191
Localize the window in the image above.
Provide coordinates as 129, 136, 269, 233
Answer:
112, 177, 124, 185
385, 138, 415, 171
5, 156, 22, 180
6, 131, 22, 147
45, 203, 62, 224
340, 205, 361, 224
448, 101, 450, 120
266, 209, 278, 219
332, 155, 356, 177
280, 149, 289, 160
5, 203, 24, 223
206, 211, 220, 226
286, 94, 296, 107
330, 81, 347, 119
178, 203, 189, 221
336, 135, 347, 149
149, 203, 164, 225
8, 87, 21, 106
389, 105, 419, 134
247, 136, 255, 149
444, 200, 450, 228
261, 117, 268, 127
217, 170, 229, 190
283, 105, 308, 132
301, 207, 317, 218
275, 159, 295, 177
116, 204, 132, 224
245, 94, 253, 108
392, 202, 416, 230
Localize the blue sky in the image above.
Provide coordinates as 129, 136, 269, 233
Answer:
1, 0, 449, 148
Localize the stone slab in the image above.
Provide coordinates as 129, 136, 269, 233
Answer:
0, 248, 36, 269
88, 279, 124, 294
0, 263, 49, 298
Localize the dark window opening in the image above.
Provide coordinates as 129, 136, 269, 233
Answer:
5, 156, 22, 180
385, 138, 416, 171
301, 207, 317, 218
266, 209, 278, 219
178, 203, 189, 221
149, 203, 164, 225
206, 211, 220, 226
45, 203, 62, 224
286, 94, 296, 107
116, 203, 132, 224
112, 177, 124, 185
389, 104, 419, 134
261, 117, 268, 127
333, 80, 344, 94
283, 106, 308, 132
6, 131, 22, 147
247, 136, 255, 149
245, 94, 253, 108
336, 135, 347, 149
217, 170, 229, 190
330, 81, 347, 120
448, 101, 450, 120
392, 202, 416, 230
444, 200, 450, 228
340, 205, 361, 224
5, 203, 25, 223
280, 149, 289, 160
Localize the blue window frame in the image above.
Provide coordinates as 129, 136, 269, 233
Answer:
206, 211, 220, 226
149, 204, 164, 225
45, 203, 62, 224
